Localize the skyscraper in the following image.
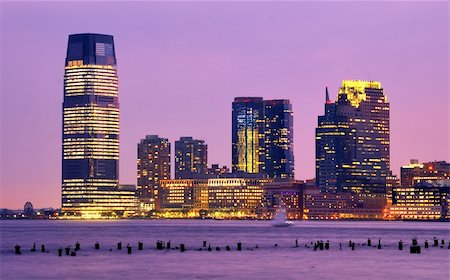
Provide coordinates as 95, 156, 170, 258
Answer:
175, 137, 208, 179
232, 97, 265, 174
264, 100, 294, 180
316, 80, 390, 193
232, 97, 294, 180
62, 34, 135, 218
137, 135, 171, 211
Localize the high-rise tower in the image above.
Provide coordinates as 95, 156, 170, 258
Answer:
232, 97, 265, 174
316, 81, 390, 193
137, 135, 171, 211
175, 137, 208, 179
264, 100, 294, 180
62, 34, 134, 217
232, 97, 295, 180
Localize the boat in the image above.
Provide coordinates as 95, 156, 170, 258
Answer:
272, 207, 294, 227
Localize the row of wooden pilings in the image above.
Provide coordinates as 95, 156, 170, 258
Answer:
14, 237, 448, 255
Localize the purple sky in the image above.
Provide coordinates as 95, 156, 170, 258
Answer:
0, 1, 448, 209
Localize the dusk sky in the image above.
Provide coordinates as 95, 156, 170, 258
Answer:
0, 1, 448, 209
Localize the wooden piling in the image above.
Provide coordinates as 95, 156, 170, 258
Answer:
15, 245, 21, 255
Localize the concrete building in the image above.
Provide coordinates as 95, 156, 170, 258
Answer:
137, 135, 171, 212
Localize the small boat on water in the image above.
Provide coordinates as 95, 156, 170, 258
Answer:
272, 207, 294, 227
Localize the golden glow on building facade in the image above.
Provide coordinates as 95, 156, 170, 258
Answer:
388, 184, 449, 221
159, 178, 271, 219
137, 135, 171, 212
62, 34, 135, 218
316, 81, 390, 194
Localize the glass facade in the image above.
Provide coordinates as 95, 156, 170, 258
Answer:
232, 97, 265, 174
264, 100, 294, 180
316, 81, 390, 194
232, 97, 294, 180
62, 34, 135, 218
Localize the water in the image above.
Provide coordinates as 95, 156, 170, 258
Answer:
1, 220, 449, 279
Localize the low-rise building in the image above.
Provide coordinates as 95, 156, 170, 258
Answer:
302, 186, 386, 220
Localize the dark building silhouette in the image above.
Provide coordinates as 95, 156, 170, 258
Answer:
232, 97, 294, 180
137, 135, 171, 210
62, 34, 135, 217
175, 137, 208, 179
264, 100, 294, 180
316, 81, 390, 193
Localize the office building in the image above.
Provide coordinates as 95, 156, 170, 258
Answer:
389, 181, 450, 220
62, 33, 134, 218
316, 81, 390, 193
232, 97, 265, 174
264, 100, 295, 180
175, 137, 207, 179
159, 177, 272, 219
232, 97, 294, 180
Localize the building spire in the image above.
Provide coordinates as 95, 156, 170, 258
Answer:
325, 86, 331, 104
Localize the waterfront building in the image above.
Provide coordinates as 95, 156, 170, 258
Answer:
62, 34, 135, 218
388, 181, 450, 220
259, 181, 303, 219
137, 135, 171, 211
232, 97, 294, 180
159, 177, 271, 219
264, 100, 295, 180
400, 160, 450, 187
302, 186, 386, 220
316, 81, 390, 194
175, 137, 208, 179
232, 97, 265, 174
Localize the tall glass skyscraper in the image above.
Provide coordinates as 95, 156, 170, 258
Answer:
232, 97, 294, 180
232, 97, 265, 174
264, 100, 294, 180
175, 137, 208, 179
316, 80, 390, 193
62, 34, 134, 218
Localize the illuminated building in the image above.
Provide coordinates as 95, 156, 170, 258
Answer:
159, 177, 272, 219
400, 160, 450, 187
175, 137, 207, 179
388, 181, 450, 220
232, 97, 265, 174
62, 34, 135, 218
232, 97, 295, 180
137, 135, 171, 211
264, 100, 295, 180
316, 81, 390, 193
302, 186, 386, 220
259, 181, 303, 219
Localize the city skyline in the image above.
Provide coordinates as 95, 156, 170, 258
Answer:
1, 1, 448, 208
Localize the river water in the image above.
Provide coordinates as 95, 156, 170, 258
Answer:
1, 220, 449, 279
